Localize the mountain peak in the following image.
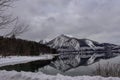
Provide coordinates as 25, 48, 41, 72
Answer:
60, 34, 66, 37
58, 34, 70, 38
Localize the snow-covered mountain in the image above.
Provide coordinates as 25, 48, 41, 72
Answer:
47, 34, 103, 50
45, 34, 120, 72
47, 34, 118, 50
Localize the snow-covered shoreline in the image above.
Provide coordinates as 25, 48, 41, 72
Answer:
0, 55, 54, 67
0, 70, 120, 80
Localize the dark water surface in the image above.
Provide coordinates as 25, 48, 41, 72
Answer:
0, 60, 51, 72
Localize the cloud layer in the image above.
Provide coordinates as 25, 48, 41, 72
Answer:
9, 0, 120, 44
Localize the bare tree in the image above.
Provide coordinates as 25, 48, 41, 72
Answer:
0, 0, 15, 29
5, 17, 29, 38
0, 0, 29, 38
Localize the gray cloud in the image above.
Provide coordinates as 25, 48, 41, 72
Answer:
7, 0, 120, 44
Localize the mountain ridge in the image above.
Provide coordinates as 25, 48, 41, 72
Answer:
46, 34, 117, 51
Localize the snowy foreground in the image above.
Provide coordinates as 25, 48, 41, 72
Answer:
0, 55, 54, 67
0, 70, 120, 80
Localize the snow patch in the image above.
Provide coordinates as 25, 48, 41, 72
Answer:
0, 55, 54, 67
85, 40, 96, 50
0, 70, 119, 80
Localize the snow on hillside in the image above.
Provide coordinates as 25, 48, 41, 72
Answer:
0, 55, 54, 67
47, 34, 102, 51
48, 34, 82, 50
0, 70, 120, 80
49, 34, 70, 48
85, 40, 96, 50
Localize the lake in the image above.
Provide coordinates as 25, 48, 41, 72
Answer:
0, 56, 96, 76
0, 54, 119, 76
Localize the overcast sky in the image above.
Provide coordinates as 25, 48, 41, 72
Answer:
7, 0, 120, 44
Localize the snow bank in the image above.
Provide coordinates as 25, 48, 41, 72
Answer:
0, 55, 54, 67
0, 70, 119, 80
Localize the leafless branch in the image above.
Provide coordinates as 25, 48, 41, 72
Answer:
0, 0, 16, 30
5, 17, 29, 38
0, 0, 14, 10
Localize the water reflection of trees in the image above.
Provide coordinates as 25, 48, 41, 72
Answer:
0, 60, 51, 72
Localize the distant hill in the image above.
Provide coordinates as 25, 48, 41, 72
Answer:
0, 36, 56, 56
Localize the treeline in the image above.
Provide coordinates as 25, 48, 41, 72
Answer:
0, 36, 56, 56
